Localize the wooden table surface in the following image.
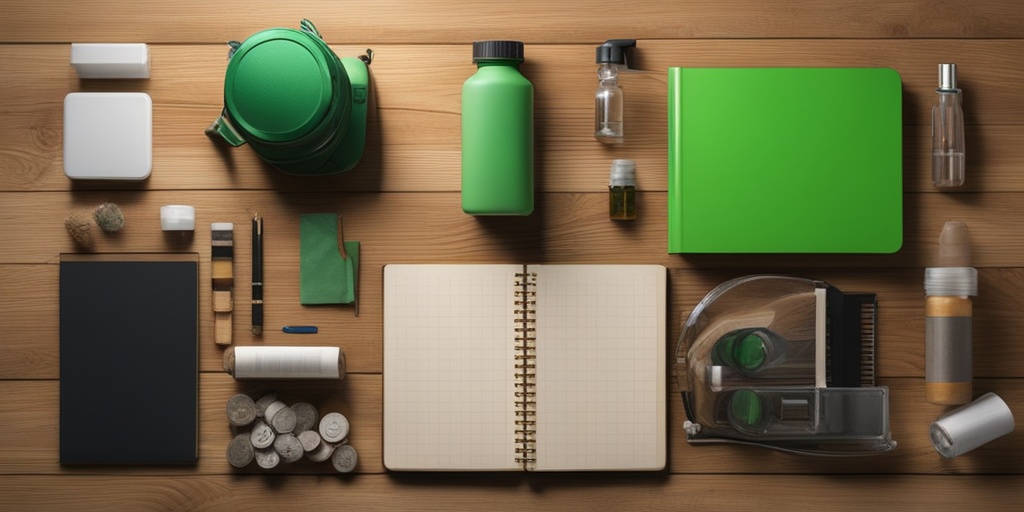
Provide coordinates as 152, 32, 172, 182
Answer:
2, 1, 1023, 510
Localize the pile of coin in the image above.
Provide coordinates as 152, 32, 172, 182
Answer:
225, 391, 357, 473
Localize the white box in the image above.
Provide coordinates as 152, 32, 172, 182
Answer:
71, 43, 150, 79
63, 92, 153, 180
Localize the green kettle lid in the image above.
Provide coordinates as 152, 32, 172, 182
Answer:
224, 28, 348, 144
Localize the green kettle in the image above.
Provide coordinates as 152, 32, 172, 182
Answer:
206, 19, 370, 176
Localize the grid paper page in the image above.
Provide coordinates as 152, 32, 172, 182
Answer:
532, 265, 666, 471
383, 265, 522, 471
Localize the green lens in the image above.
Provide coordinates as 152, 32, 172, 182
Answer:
730, 389, 763, 427
711, 333, 737, 367
734, 332, 767, 370
712, 329, 768, 372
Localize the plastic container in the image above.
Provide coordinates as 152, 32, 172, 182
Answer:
461, 40, 534, 215
676, 275, 896, 455
594, 39, 635, 143
924, 221, 977, 405
608, 159, 636, 220
932, 63, 965, 187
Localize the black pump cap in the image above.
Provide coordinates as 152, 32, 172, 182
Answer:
473, 40, 525, 62
596, 39, 636, 65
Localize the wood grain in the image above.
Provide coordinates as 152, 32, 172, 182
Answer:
0, 473, 1022, 511
5, 191, 1024, 268
2, 42, 1024, 193
1, 377, 1021, 477
6, 263, 1024, 379
0, 375, 382, 475
2, 0, 1022, 508
3, 1, 1023, 44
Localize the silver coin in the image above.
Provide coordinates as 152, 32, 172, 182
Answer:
298, 430, 322, 452
273, 433, 304, 463
306, 440, 335, 462
254, 392, 278, 417
271, 406, 297, 434
226, 433, 254, 468
331, 444, 358, 473
254, 447, 280, 469
249, 420, 275, 449
319, 412, 349, 443
226, 394, 256, 427
264, 400, 287, 424
290, 402, 319, 433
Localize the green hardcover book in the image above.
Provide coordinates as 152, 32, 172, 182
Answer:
668, 67, 903, 253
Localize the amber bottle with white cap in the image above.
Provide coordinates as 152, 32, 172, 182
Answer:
925, 221, 976, 404
608, 159, 636, 220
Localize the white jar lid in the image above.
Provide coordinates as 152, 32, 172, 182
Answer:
160, 205, 195, 231
924, 267, 977, 296
609, 159, 636, 186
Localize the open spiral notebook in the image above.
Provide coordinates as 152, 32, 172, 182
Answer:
383, 264, 666, 471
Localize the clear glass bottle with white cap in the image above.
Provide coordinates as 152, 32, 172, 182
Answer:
932, 63, 965, 187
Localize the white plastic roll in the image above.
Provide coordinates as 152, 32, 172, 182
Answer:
224, 346, 345, 380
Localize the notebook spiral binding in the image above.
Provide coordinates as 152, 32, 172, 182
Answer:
513, 271, 538, 469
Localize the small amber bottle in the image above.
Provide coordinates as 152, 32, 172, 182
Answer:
608, 159, 636, 220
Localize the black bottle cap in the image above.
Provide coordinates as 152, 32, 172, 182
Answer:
596, 39, 637, 65
473, 40, 524, 62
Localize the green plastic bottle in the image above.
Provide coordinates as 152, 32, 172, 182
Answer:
461, 40, 534, 215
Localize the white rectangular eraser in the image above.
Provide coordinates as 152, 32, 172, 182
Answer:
71, 43, 150, 79
63, 92, 152, 180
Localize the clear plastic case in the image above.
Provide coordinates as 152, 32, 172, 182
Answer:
675, 275, 896, 455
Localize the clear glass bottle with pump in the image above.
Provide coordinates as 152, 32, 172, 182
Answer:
595, 39, 635, 143
932, 63, 965, 188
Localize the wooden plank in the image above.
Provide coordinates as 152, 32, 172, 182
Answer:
0, 473, 1022, 511
0, 473, 1021, 511
669, 378, 1024, 475
0, 265, 58, 379
4, 191, 1024, 268
1, 377, 1021, 476
0, 374, 383, 475
668, 268, 1024, 380
7, 263, 1024, 379
2, 0, 1023, 504
638, 39, 1024, 127
3, 1, 1023, 44
1, 42, 1023, 193
0, 257, 381, 376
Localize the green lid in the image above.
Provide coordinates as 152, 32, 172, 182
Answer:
224, 28, 345, 144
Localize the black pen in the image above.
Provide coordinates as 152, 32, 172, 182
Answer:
252, 214, 263, 335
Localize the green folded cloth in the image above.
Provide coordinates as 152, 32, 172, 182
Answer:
299, 213, 359, 305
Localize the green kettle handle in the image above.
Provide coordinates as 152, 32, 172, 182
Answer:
205, 111, 246, 147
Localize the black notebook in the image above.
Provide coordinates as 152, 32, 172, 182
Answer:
59, 254, 199, 464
